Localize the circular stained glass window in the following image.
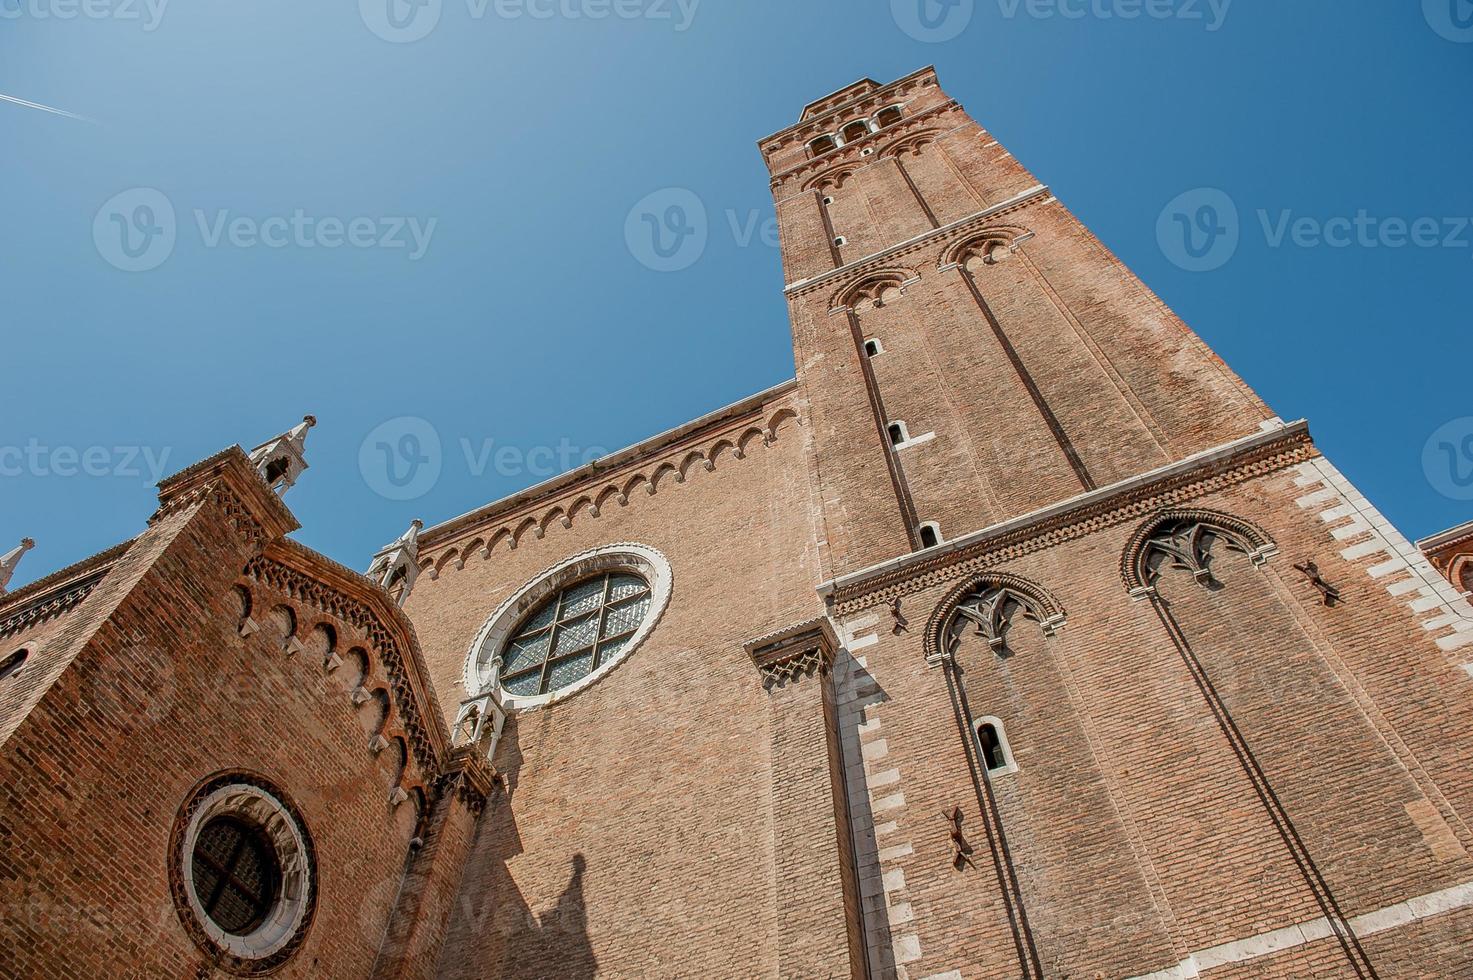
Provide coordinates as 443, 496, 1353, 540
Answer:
499, 572, 653, 697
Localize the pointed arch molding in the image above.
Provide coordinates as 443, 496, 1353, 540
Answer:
923, 571, 1067, 665
828, 267, 922, 313
938, 223, 1035, 269
1120, 508, 1278, 595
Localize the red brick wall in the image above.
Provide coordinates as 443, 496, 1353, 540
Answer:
0, 485, 441, 978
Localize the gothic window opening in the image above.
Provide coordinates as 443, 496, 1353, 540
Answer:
941, 584, 1059, 661
875, 105, 903, 128
0, 648, 28, 682
1140, 517, 1266, 592
808, 135, 837, 157
919, 523, 941, 549
841, 120, 872, 143
975, 717, 1016, 775
499, 572, 653, 697
191, 816, 281, 936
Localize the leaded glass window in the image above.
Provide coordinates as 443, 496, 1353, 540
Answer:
191, 816, 281, 935
499, 573, 653, 696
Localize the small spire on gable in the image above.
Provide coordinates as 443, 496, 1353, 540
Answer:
249, 415, 317, 495
368, 519, 424, 607
0, 538, 36, 596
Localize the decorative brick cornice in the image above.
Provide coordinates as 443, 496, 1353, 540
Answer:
244, 541, 450, 776
152, 446, 300, 544
821, 423, 1316, 617
744, 617, 839, 690
0, 539, 131, 632
416, 393, 801, 578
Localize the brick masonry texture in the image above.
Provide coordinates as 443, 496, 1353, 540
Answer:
4, 67, 1472, 980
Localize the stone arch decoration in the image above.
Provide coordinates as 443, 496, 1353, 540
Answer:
1121, 508, 1277, 595
923, 571, 1066, 665
830, 268, 920, 312
877, 127, 942, 159
803, 163, 863, 192
1455, 555, 1473, 596
939, 224, 1034, 269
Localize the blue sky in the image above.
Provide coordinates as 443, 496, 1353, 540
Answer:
2, 0, 1471, 590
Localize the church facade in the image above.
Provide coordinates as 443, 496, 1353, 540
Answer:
4, 68, 1473, 979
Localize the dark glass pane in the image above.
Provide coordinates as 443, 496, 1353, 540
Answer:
192, 817, 279, 936
503, 633, 551, 674
503, 671, 542, 696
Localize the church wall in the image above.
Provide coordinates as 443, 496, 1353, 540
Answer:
823, 458, 1473, 979
405, 396, 842, 978
0, 488, 437, 979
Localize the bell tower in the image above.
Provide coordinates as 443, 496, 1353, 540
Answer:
761, 67, 1272, 575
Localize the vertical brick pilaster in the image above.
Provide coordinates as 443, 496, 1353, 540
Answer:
748, 619, 865, 979
372, 747, 495, 980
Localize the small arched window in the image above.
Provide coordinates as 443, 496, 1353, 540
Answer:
841, 120, 872, 144
918, 523, 941, 549
887, 422, 908, 446
0, 648, 28, 682
875, 105, 903, 129
808, 135, 838, 157
976, 717, 1016, 775
863, 338, 883, 357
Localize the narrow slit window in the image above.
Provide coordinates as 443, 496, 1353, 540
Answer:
864, 338, 883, 357
887, 422, 907, 446
976, 718, 1015, 774
918, 523, 940, 549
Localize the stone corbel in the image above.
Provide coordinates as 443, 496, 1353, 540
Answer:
744, 617, 840, 691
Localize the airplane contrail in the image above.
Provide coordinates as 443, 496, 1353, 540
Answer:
0, 92, 93, 123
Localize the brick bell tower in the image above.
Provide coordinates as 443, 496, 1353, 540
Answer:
762, 67, 1272, 576
760, 69, 1473, 979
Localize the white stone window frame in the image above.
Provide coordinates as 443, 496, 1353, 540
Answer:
180, 783, 313, 962
463, 543, 673, 711
974, 716, 1019, 777
863, 336, 884, 357
918, 521, 943, 549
